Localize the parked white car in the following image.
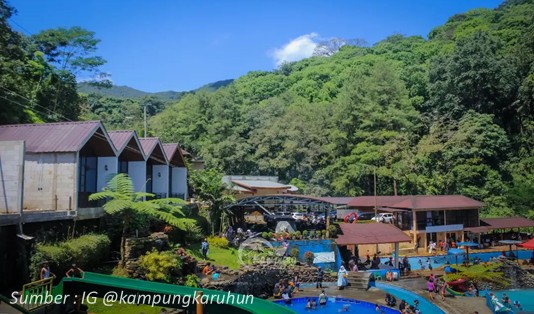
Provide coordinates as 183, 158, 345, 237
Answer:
371, 213, 394, 223
291, 212, 307, 221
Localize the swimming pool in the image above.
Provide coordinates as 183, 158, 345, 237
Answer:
273, 297, 399, 313
374, 282, 446, 314
385, 250, 533, 270
483, 289, 534, 312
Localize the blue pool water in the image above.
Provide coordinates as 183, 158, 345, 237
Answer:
272, 240, 343, 271
483, 289, 534, 312
274, 297, 399, 313
386, 250, 533, 271
374, 282, 446, 314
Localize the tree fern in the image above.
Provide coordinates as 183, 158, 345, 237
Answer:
89, 173, 200, 267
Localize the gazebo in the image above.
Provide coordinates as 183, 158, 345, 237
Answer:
336, 223, 412, 268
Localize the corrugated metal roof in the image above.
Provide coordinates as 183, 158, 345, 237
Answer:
336, 223, 411, 245
0, 121, 105, 153
231, 180, 291, 190
108, 130, 135, 152
163, 143, 186, 167
317, 197, 354, 205
140, 137, 167, 164
480, 217, 534, 229
139, 138, 159, 156
348, 195, 483, 210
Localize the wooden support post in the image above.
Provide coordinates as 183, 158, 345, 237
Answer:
196, 291, 203, 314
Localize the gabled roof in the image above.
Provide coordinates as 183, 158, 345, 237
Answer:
162, 143, 186, 167
0, 121, 116, 155
231, 179, 291, 191
348, 195, 483, 211
108, 130, 145, 161
139, 138, 168, 164
336, 223, 411, 245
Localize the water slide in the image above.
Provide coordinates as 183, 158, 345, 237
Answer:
57, 272, 296, 314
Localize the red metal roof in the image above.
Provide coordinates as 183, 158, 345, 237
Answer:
108, 130, 135, 152
108, 130, 144, 161
0, 121, 115, 154
317, 197, 354, 205
140, 138, 167, 164
348, 195, 483, 210
336, 223, 411, 245
480, 217, 534, 229
163, 143, 186, 167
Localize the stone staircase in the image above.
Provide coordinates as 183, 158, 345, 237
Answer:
347, 271, 373, 290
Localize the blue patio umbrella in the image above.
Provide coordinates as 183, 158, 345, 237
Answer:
456, 241, 478, 263
447, 248, 465, 265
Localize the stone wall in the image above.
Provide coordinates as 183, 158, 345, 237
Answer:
198, 261, 336, 297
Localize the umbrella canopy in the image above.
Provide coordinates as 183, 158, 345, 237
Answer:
456, 241, 478, 263
447, 248, 465, 255
518, 238, 534, 249
447, 248, 465, 265
456, 241, 478, 247
499, 240, 522, 259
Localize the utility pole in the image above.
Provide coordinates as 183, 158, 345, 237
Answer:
143, 102, 149, 137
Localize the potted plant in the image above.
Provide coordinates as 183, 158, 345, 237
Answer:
302, 230, 309, 239
304, 251, 314, 266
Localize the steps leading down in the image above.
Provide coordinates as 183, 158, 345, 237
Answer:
347, 272, 372, 290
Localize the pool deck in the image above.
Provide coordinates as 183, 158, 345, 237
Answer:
285, 278, 491, 314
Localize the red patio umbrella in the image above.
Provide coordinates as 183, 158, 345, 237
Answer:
518, 238, 534, 249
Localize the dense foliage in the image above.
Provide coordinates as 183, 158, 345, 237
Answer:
0, 0, 107, 124
149, 0, 534, 218
139, 249, 182, 282
29, 234, 110, 280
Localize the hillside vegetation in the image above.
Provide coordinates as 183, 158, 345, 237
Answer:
149, 0, 534, 218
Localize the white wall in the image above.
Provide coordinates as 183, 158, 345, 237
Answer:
128, 161, 146, 192
24, 152, 77, 210
97, 157, 118, 191
0, 141, 24, 214
171, 167, 188, 199
152, 165, 169, 196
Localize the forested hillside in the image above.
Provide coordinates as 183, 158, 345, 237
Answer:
150, 0, 534, 217
1, 0, 533, 218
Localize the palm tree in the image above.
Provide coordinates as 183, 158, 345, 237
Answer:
89, 173, 199, 267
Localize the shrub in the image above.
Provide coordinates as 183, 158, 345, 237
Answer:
112, 266, 129, 278
321, 230, 327, 237
139, 249, 182, 282
261, 232, 269, 239
302, 230, 309, 238
304, 251, 315, 265
281, 257, 297, 267
29, 234, 111, 280
267, 232, 274, 240
328, 225, 338, 237
185, 274, 200, 287
207, 236, 229, 249
289, 247, 300, 258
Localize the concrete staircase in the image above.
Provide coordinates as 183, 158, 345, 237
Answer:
347, 272, 372, 290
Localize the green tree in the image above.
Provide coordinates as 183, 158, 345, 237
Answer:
189, 169, 235, 235
89, 173, 198, 267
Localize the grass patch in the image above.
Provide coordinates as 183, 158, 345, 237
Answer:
186, 243, 241, 269
88, 299, 169, 314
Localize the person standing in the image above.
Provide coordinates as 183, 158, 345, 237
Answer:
337, 266, 348, 290
201, 238, 209, 259
40, 262, 55, 280
65, 264, 84, 278
316, 266, 324, 288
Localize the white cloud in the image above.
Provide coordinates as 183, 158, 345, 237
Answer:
271, 33, 319, 66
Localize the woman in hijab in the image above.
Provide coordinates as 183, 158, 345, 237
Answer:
337, 265, 348, 290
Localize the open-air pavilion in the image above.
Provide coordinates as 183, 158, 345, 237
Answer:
464, 216, 534, 246
336, 223, 412, 267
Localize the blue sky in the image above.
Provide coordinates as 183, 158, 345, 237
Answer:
9, 0, 503, 93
